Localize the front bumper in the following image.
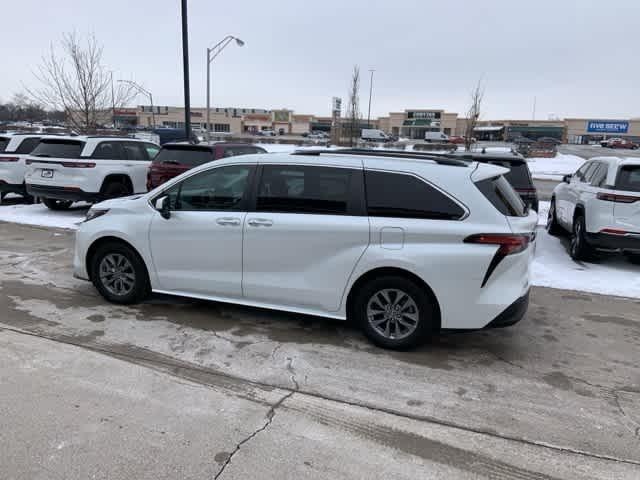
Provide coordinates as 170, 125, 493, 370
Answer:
585, 232, 640, 253
484, 290, 530, 329
27, 184, 102, 203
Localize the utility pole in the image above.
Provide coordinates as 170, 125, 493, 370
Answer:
532, 96, 537, 121
367, 69, 375, 128
110, 72, 116, 128
181, 0, 192, 141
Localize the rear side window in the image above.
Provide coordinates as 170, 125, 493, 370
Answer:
121, 142, 148, 161
91, 142, 125, 160
154, 147, 214, 166
145, 143, 160, 159
31, 140, 85, 159
0, 137, 9, 153
15, 137, 41, 154
257, 165, 355, 215
475, 176, 527, 217
483, 160, 532, 189
615, 166, 640, 192
590, 163, 608, 187
365, 170, 465, 220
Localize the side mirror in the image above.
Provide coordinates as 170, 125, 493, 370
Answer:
155, 196, 171, 220
563, 174, 572, 184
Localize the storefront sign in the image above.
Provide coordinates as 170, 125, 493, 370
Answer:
407, 111, 441, 120
332, 97, 342, 117
587, 120, 629, 133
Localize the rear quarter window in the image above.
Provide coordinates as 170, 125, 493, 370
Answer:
615, 166, 640, 192
365, 170, 466, 220
30, 140, 85, 159
475, 175, 527, 217
0, 137, 9, 153
15, 137, 41, 154
482, 160, 532, 189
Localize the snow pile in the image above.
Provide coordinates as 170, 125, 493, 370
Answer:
0, 203, 86, 230
527, 154, 585, 180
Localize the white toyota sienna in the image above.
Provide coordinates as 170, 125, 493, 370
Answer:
73, 149, 538, 349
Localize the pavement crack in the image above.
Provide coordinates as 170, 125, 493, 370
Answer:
213, 390, 294, 480
286, 356, 299, 391
612, 389, 640, 440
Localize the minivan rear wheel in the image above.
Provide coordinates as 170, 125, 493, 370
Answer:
354, 276, 437, 349
43, 198, 73, 210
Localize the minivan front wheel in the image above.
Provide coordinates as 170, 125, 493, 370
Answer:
354, 276, 437, 349
90, 242, 150, 304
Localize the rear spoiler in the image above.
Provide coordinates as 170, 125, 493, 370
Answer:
470, 162, 510, 182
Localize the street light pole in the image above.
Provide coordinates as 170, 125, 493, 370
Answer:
206, 35, 245, 139
118, 80, 155, 128
181, 0, 192, 141
367, 69, 375, 129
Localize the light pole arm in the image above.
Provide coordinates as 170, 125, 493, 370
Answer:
207, 35, 237, 63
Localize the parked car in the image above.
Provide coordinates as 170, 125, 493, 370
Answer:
73, 149, 537, 349
424, 132, 450, 143
548, 156, 640, 262
438, 151, 539, 211
25, 136, 160, 210
602, 138, 638, 150
259, 130, 276, 137
0, 133, 42, 201
447, 136, 468, 145
147, 142, 267, 189
361, 129, 390, 142
308, 131, 329, 139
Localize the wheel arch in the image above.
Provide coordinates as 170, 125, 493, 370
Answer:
100, 174, 133, 194
85, 235, 149, 283
345, 267, 441, 331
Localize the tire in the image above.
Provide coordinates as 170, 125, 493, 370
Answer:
102, 180, 131, 200
43, 198, 73, 210
570, 214, 593, 261
90, 241, 150, 305
546, 199, 563, 236
353, 275, 437, 350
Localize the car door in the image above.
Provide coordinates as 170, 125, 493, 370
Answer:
121, 142, 153, 193
242, 162, 370, 313
560, 161, 592, 226
148, 163, 255, 298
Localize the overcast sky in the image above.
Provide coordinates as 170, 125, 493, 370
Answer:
2, 0, 639, 119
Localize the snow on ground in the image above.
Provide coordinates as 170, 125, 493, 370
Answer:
0, 203, 86, 230
532, 201, 640, 298
527, 154, 585, 180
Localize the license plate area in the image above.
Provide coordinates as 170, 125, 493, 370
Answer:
41, 169, 54, 178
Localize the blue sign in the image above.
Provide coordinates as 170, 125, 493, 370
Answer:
587, 120, 629, 133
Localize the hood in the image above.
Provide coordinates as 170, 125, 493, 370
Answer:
91, 194, 145, 210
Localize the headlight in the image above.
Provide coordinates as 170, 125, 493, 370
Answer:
84, 209, 110, 222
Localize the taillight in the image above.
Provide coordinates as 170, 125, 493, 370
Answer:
0, 156, 19, 162
61, 162, 95, 168
597, 192, 640, 203
465, 234, 532, 287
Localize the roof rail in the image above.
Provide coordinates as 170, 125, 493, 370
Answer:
292, 148, 470, 167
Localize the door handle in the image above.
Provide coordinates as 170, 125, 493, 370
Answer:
247, 218, 273, 227
216, 217, 241, 226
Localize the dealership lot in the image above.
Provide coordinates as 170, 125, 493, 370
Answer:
0, 220, 639, 478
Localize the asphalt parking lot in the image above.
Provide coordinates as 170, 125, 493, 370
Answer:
0, 221, 639, 479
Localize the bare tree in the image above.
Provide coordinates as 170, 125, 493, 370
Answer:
27, 32, 136, 133
346, 65, 361, 147
464, 79, 484, 151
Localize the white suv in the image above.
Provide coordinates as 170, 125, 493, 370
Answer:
73, 150, 537, 349
0, 133, 42, 201
548, 156, 640, 261
25, 136, 160, 210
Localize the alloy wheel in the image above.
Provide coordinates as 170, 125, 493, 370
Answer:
99, 253, 136, 297
366, 288, 420, 340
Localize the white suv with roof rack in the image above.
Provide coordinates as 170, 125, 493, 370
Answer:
0, 133, 42, 201
73, 149, 537, 349
25, 136, 160, 210
548, 156, 640, 262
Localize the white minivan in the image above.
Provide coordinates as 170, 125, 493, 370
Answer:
73, 149, 537, 349
424, 132, 450, 143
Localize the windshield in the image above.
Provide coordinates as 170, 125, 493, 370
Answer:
30, 140, 84, 159
154, 146, 214, 166
616, 165, 640, 192
483, 160, 532, 189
